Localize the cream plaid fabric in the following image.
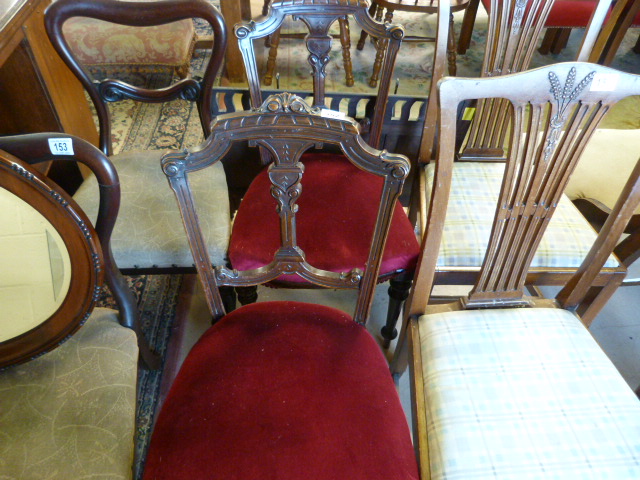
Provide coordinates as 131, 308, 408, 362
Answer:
423, 163, 619, 268
419, 308, 640, 479
74, 151, 230, 269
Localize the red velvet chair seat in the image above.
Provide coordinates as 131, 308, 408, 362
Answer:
143, 301, 419, 480
480, 0, 640, 28
229, 153, 419, 283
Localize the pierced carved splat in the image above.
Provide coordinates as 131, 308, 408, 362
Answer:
465, 67, 602, 308
162, 93, 410, 324
461, 0, 556, 160
234, 0, 404, 149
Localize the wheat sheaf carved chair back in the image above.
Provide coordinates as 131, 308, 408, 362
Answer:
412, 61, 640, 317
162, 92, 410, 325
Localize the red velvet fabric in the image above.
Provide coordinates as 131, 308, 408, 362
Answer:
143, 302, 419, 480
228, 153, 419, 283
480, 0, 640, 27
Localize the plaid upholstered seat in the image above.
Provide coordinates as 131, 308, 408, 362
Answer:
423, 162, 620, 269
420, 307, 640, 479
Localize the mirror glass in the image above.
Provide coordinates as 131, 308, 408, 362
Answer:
0, 187, 72, 342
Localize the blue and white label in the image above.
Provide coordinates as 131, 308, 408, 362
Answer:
48, 138, 74, 155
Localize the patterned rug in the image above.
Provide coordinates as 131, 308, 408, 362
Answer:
96, 275, 184, 479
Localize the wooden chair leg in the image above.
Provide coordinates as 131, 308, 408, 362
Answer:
576, 276, 625, 327
369, 8, 392, 88
219, 286, 237, 314
457, 0, 480, 54
539, 28, 561, 55
634, 32, 640, 54
550, 28, 571, 54
356, 2, 377, 51
447, 12, 457, 76
338, 17, 355, 87
264, 28, 281, 86
262, 0, 270, 16
236, 285, 259, 305
381, 272, 413, 349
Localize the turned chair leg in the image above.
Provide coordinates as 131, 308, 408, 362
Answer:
447, 12, 457, 76
381, 272, 413, 349
357, 2, 378, 51
264, 28, 281, 86
236, 285, 259, 305
339, 17, 355, 87
219, 286, 237, 315
369, 8, 393, 88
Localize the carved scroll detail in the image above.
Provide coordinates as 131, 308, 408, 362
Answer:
544, 67, 595, 161
257, 92, 319, 114
269, 163, 304, 215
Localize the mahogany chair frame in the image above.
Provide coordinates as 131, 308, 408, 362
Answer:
396, 62, 640, 376
45, 0, 235, 325
234, 0, 404, 150
162, 92, 410, 324
0, 133, 157, 368
45, 0, 226, 157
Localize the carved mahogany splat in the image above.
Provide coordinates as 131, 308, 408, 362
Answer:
162, 93, 410, 324
234, 0, 404, 149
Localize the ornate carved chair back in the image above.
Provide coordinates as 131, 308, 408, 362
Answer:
234, 0, 405, 149
45, 0, 227, 156
163, 93, 410, 324
416, 62, 640, 313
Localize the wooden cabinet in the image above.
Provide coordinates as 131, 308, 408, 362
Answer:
0, 0, 99, 191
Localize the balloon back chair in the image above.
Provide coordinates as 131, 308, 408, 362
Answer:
396, 63, 640, 479
0, 134, 140, 478
44, 0, 234, 325
142, 92, 419, 479
230, 0, 452, 347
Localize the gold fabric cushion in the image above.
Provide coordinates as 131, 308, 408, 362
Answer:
73, 150, 230, 269
0, 308, 138, 480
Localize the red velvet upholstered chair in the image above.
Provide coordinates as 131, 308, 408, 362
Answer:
229, 0, 446, 348
142, 93, 419, 479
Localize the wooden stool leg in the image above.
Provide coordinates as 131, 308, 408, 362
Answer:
264, 27, 281, 86
339, 17, 355, 87
369, 8, 392, 88
357, 2, 377, 51
447, 12, 457, 76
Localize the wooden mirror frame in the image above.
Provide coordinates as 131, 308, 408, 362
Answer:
0, 152, 103, 368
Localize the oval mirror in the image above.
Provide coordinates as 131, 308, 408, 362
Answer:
0, 152, 103, 368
